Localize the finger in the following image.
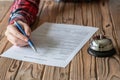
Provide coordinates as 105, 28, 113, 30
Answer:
7, 25, 28, 42
18, 21, 31, 37
17, 42, 28, 47
6, 31, 28, 46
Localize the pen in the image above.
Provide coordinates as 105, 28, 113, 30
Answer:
14, 21, 37, 52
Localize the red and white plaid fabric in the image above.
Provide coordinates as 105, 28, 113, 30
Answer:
9, 0, 40, 26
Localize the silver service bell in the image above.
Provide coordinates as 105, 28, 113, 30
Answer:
88, 34, 116, 57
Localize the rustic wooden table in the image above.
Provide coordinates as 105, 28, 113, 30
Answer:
0, 0, 120, 80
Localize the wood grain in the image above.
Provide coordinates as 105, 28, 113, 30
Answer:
0, 1, 12, 22
0, 0, 120, 80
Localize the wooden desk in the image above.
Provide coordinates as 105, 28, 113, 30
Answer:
0, 0, 120, 80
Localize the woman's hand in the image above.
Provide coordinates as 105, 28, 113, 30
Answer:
5, 20, 31, 46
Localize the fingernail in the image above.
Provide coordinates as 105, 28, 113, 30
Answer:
25, 38, 28, 42
27, 32, 30, 36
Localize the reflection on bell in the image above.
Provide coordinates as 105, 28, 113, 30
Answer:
87, 34, 116, 57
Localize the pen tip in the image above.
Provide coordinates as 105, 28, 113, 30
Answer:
33, 48, 38, 53
31, 45, 37, 53
34, 50, 38, 53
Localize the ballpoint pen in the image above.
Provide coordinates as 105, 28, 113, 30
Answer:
14, 21, 37, 52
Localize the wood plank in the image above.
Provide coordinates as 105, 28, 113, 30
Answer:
70, 2, 96, 80
0, 1, 13, 53
108, 0, 120, 79
0, 58, 14, 80
62, 2, 75, 24
56, 2, 65, 23
109, 0, 120, 54
0, 9, 12, 54
82, 2, 97, 80
0, 1, 21, 80
0, 1, 13, 22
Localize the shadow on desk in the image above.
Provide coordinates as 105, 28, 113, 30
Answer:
35, 0, 109, 28
55, 0, 108, 2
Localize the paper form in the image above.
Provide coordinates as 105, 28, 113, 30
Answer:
1, 23, 98, 67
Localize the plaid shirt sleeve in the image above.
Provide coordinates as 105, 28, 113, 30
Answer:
9, 0, 40, 26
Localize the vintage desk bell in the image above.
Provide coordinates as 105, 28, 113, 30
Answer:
88, 34, 116, 57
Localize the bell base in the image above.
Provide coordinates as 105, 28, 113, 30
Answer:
87, 48, 116, 57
